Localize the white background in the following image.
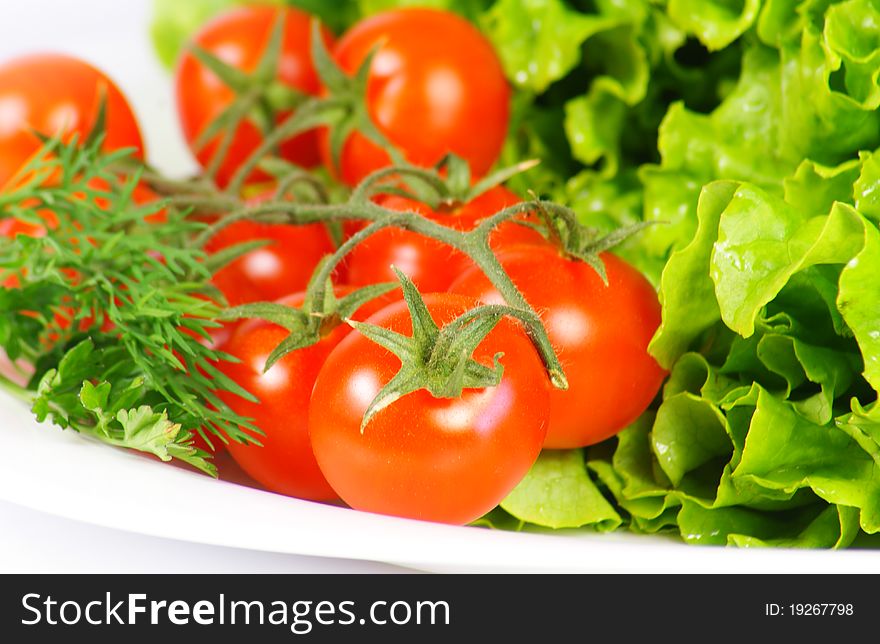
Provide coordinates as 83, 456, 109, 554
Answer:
0, 0, 411, 574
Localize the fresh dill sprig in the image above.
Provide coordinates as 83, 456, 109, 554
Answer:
0, 136, 258, 475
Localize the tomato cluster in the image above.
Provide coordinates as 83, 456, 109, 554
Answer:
0, 6, 666, 526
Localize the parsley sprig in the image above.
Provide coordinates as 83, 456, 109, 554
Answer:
0, 137, 258, 475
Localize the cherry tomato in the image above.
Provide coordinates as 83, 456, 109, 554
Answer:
309, 293, 550, 524
175, 6, 332, 187
345, 186, 544, 291
450, 247, 666, 448
205, 219, 335, 306
0, 54, 144, 190
217, 288, 398, 500
324, 8, 510, 185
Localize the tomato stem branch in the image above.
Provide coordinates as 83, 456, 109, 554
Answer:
225, 97, 346, 196
256, 185, 569, 388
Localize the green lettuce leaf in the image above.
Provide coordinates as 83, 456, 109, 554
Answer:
667, 0, 762, 51
678, 501, 859, 547
854, 151, 880, 221
564, 88, 628, 176
500, 450, 622, 530
648, 181, 735, 367
837, 211, 880, 391
712, 192, 863, 337
652, 392, 731, 486
731, 387, 880, 533
482, 0, 614, 93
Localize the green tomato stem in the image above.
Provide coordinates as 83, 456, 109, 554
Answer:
225, 97, 347, 197
296, 197, 568, 389
203, 87, 262, 182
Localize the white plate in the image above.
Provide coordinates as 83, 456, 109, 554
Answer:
3, 393, 880, 573
3, 0, 880, 574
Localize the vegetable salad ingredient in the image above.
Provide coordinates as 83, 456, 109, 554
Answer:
309, 291, 550, 524
452, 247, 665, 448
322, 8, 511, 185
205, 220, 335, 306
0, 54, 144, 189
175, 6, 330, 186
216, 288, 398, 499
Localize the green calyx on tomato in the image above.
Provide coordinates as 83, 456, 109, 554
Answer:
309, 290, 551, 525
528, 197, 656, 284
220, 271, 400, 370
306, 17, 404, 177
316, 8, 511, 187
420, 154, 541, 214
348, 266, 539, 431
175, 7, 332, 188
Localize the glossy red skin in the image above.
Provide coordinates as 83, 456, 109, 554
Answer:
450, 248, 665, 448
217, 289, 398, 500
0, 54, 143, 190
175, 7, 331, 187
345, 186, 544, 291
309, 294, 550, 525
205, 220, 335, 306
324, 8, 510, 186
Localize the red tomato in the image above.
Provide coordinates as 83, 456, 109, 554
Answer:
309, 293, 550, 524
324, 8, 510, 185
175, 6, 332, 187
205, 220, 335, 306
0, 54, 144, 190
217, 288, 398, 500
345, 186, 544, 291
450, 247, 666, 448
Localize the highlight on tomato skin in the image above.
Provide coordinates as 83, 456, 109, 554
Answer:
215, 288, 399, 501
308, 293, 551, 525
450, 246, 666, 449
0, 53, 144, 190
174, 6, 333, 187
205, 219, 336, 307
322, 7, 511, 186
